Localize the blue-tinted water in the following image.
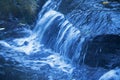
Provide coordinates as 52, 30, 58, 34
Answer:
0, 0, 120, 80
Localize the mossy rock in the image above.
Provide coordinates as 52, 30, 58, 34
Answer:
0, 0, 41, 24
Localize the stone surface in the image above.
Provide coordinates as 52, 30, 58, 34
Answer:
99, 69, 120, 80
83, 34, 120, 69
0, 21, 32, 40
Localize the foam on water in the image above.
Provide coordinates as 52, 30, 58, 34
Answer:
0, 35, 41, 55
0, 36, 74, 74
39, 54, 74, 73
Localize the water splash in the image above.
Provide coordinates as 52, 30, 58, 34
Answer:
0, 34, 41, 55
38, 54, 74, 73
0, 1, 85, 77
0, 34, 74, 74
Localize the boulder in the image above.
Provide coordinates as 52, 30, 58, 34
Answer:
99, 69, 120, 80
83, 34, 120, 69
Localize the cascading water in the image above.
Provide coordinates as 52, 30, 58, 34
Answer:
0, 0, 120, 80
34, 8, 86, 65
0, 0, 78, 79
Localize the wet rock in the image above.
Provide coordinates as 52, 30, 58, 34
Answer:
0, 21, 32, 40
108, 0, 120, 3
0, 70, 5, 75
101, 1, 120, 9
0, 55, 5, 64
0, 51, 47, 80
99, 69, 120, 80
58, 0, 74, 14
83, 34, 120, 69
0, 0, 46, 24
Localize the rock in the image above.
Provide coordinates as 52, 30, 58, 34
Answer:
108, 0, 120, 3
83, 34, 120, 69
0, 0, 46, 24
58, 0, 74, 14
101, 1, 120, 9
0, 21, 32, 40
0, 55, 5, 64
99, 69, 120, 80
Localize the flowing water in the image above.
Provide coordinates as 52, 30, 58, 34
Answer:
0, 0, 120, 80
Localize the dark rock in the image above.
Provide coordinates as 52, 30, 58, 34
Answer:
0, 0, 46, 24
101, 1, 120, 9
108, 0, 120, 3
0, 21, 32, 40
38, 0, 46, 10
58, 0, 74, 14
23, 41, 29, 46
0, 55, 6, 64
82, 34, 120, 69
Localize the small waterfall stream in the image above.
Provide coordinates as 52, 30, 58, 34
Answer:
31, 0, 87, 65
0, 0, 120, 80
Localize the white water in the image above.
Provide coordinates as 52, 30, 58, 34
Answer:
0, 8, 84, 74
1, 0, 119, 79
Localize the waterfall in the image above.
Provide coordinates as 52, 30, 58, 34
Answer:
0, 0, 86, 65
36, 0, 62, 21
33, 9, 64, 45
0, 0, 120, 80
33, 8, 85, 64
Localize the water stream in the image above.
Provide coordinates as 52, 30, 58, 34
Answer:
0, 0, 120, 80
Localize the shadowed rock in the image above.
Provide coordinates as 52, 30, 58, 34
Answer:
83, 34, 120, 69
